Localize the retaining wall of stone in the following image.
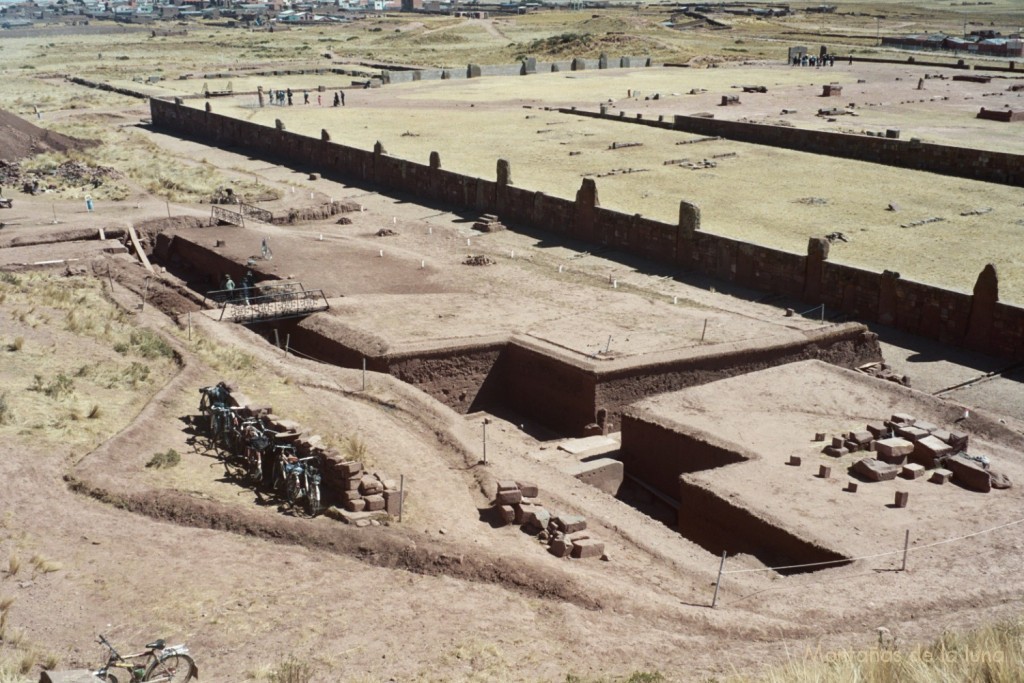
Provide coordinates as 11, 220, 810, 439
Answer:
149, 98, 1024, 359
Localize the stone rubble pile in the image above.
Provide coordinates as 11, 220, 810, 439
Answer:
492, 480, 607, 560
821, 412, 1012, 493
321, 456, 404, 519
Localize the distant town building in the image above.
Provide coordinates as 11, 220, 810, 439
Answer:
881, 32, 1023, 57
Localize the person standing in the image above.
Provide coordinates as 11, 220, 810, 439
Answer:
333, 92, 340, 107
303, 90, 309, 104
286, 88, 293, 105
85, 195, 94, 212
339, 90, 345, 106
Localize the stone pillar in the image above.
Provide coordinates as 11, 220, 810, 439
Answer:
572, 57, 585, 71
467, 64, 482, 78
598, 52, 608, 69
964, 264, 999, 353
373, 140, 386, 155
496, 158, 512, 186
275, 118, 284, 131
429, 151, 441, 169
572, 178, 599, 239
521, 57, 537, 75
803, 237, 830, 302
204, 101, 211, 113
495, 159, 512, 214
878, 269, 900, 325
678, 200, 700, 235
321, 129, 330, 142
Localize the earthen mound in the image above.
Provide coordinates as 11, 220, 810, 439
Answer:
0, 107, 88, 161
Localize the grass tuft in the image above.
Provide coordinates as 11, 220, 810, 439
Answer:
146, 449, 181, 469
6, 556, 19, 577
5, 337, 23, 352
269, 656, 314, 683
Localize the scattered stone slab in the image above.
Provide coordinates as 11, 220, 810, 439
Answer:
571, 538, 605, 559
363, 493, 386, 511
894, 490, 909, 508
850, 430, 873, 446
558, 435, 618, 455
930, 468, 953, 484
900, 463, 926, 480
947, 454, 991, 492
896, 426, 929, 442
990, 470, 1013, 490
524, 507, 551, 531
496, 488, 523, 505
912, 435, 952, 468
550, 537, 572, 557
853, 457, 900, 482
553, 514, 587, 534
516, 481, 539, 498
383, 489, 404, 516
875, 437, 914, 464
497, 504, 516, 525
325, 506, 388, 525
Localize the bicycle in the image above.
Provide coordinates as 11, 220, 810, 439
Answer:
282, 454, 323, 517
93, 634, 197, 682
225, 417, 270, 485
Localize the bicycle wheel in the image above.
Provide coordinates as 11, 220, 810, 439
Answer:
247, 451, 263, 486
286, 473, 301, 507
307, 481, 321, 517
143, 653, 195, 683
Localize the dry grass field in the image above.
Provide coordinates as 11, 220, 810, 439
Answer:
198, 62, 1024, 302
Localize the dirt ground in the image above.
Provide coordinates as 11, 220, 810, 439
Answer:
2, 15, 1024, 682
2, 130, 1023, 681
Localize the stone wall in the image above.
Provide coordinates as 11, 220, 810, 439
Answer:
565, 107, 1023, 187
149, 98, 1024, 359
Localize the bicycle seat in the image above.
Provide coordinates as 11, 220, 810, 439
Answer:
146, 639, 166, 650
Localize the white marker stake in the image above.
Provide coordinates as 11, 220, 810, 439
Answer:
613, 280, 618, 289
428, 227, 433, 235
558, 265, 563, 273
466, 238, 471, 246
420, 260, 425, 269
510, 250, 515, 259
673, 296, 678, 304
319, 233, 323, 241
378, 249, 383, 257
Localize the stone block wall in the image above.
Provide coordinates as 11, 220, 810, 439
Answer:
150, 99, 1024, 359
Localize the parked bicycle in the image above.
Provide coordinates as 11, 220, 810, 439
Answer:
223, 416, 270, 485
92, 634, 197, 682
281, 454, 323, 517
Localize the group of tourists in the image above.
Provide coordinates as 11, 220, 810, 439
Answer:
793, 53, 837, 67
222, 270, 256, 305
267, 87, 346, 107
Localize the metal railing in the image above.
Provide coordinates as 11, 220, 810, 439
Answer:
210, 204, 245, 227
204, 282, 328, 324
239, 202, 274, 224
